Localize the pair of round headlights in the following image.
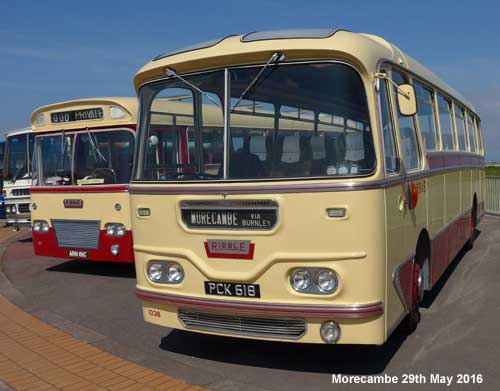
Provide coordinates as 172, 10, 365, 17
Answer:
33, 220, 50, 233
291, 268, 339, 294
147, 261, 184, 284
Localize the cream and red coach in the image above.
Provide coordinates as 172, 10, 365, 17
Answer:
130, 29, 485, 344
30, 98, 137, 263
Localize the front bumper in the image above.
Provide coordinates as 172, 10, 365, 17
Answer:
136, 288, 385, 344
5, 197, 31, 225
32, 228, 135, 263
6, 213, 31, 225
136, 288, 384, 318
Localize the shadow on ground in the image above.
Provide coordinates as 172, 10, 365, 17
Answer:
46, 260, 136, 278
160, 323, 408, 375
421, 228, 480, 309
159, 230, 480, 374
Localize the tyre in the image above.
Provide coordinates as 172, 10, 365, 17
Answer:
402, 260, 423, 334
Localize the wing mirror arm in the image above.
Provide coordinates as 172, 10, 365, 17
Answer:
372, 73, 417, 116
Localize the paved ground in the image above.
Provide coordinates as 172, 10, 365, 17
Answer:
0, 295, 206, 391
0, 228, 209, 391
1, 217, 499, 391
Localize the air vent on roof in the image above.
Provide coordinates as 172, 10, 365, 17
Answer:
241, 28, 345, 43
153, 35, 237, 61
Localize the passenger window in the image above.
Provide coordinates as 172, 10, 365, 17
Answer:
414, 82, 437, 150
466, 112, 477, 153
454, 103, 467, 151
437, 94, 454, 150
379, 79, 398, 173
477, 120, 484, 154
392, 70, 420, 171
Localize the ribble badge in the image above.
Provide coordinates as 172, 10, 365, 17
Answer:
204, 239, 255, 259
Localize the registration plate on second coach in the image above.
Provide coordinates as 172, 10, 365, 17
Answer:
204, 281, 261, 298
67, 250, 88, 259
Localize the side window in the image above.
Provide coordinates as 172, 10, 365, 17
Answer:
414, 81, 437, 150
454, 103, 467, 151
437, 94, 454, 150
467, 112, 477, 153
379, 78, 398, 173
392, 70, 420, 171
477, 120, 484, 155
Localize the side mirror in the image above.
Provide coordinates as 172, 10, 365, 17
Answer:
397, 84, 417, 116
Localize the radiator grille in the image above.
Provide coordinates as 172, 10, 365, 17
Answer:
178, 310, 306, 340
12, 188, 30, 197
18, 203, 30, 213
51, 220, 100, 249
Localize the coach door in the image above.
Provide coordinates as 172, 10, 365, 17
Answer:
381, 68, 427, 328
389, 69, 427, 258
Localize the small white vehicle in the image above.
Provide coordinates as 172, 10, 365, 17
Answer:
2, 128, 34, 228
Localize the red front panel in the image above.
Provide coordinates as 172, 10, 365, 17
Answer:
32, 229, 134, 263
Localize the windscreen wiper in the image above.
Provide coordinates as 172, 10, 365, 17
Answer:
231, 52, 285, 111
165, 67, 222, 109
86, 128, 107, 163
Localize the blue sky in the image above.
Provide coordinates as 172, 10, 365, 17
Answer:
1, 0, 499, 160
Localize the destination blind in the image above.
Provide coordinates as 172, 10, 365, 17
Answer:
51, 108, 104, 123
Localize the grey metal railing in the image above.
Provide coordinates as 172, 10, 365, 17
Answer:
486, 177, 500, 215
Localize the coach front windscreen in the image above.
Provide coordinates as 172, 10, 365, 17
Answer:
34, 130, 134, 186
137, 62, 375, 181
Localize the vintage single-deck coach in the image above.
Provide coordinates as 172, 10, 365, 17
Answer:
2, 127, 34, 228
30, 98, 137, 263
130, 29, 485, 344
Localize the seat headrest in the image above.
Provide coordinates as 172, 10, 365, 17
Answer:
311, 136, 326, 160
232, 136, 244, 152
281, 136, 301, 164
345, 131, 364, 162
249, 135, 267, 161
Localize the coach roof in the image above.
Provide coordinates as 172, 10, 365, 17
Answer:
4, 127, 32, 138
134, 29, 476, 113
31, 97, 138, 133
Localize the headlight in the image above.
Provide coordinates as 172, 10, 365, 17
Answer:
291, 269, 311, 291
290, 268, 339, 295
148, 263, 164, 282
11, 205, 17, 213
147, 261, 184, 284
316, 270, 338, 294
105, 223, 126, 237
33, 220, 49, 233
167, 263, 184, 282
6, 206, 11, 213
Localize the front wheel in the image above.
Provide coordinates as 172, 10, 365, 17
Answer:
402, 261, 422, 334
